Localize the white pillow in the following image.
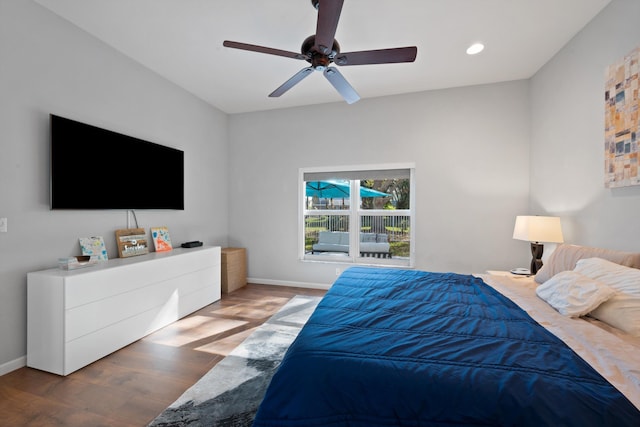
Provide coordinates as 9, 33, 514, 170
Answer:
574, 257, 640, 336
536, 271, 616, 317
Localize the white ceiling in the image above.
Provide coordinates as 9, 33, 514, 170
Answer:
34, 0, 611, 114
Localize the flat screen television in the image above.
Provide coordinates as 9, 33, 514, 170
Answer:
50, 114, 184, 210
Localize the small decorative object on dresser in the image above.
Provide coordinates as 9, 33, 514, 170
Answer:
151, 226, 172, 252
79, 236, 108, 261
58, 255, 99, 270
221, 247, 247, 293
115, 228, 149, 258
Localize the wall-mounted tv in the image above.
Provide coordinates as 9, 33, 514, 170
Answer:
50, 114, 184, 210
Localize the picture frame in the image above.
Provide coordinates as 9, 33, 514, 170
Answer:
79, 236, 108, 261
115, 228, 149, 258
151, 226, 173, 252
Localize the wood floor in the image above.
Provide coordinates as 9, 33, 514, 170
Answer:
0, 284, 327, 427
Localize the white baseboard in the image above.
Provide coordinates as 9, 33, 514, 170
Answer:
0, 356, 26, 377
248, 277, 331, 290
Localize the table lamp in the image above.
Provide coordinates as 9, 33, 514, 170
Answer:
513, 215, 564, 274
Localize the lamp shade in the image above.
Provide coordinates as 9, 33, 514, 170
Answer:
513, 216, 564, 243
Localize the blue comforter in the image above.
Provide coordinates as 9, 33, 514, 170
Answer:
253, 267, 640, 426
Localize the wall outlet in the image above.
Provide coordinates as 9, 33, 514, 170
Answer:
0, 218, 6, 233
335, 268, 341, 276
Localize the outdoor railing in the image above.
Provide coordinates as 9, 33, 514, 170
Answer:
360, 214, 410, 242
304, 212, 411, 257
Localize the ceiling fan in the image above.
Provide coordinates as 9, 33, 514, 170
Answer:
223, 0, 417, 104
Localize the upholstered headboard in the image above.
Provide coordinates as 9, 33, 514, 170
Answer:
535, 244, 640, 284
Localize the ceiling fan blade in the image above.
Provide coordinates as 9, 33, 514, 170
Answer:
314, 0, 343, 55
269, 67, 314, 97
335, 46, 418, 66
323, 67, 360, 104
223, 40, 307, 60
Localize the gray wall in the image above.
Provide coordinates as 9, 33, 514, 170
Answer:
228, 81, 531, 286
530, 0, 640, 250
229, 0, 640, 290
228, 0, 640, 287
0, 1, 229, 371
2, 0, 639, 374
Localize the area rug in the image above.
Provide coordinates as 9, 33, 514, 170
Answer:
147, 295, 322, 427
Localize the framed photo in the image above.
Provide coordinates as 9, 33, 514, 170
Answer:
79, 236, 108, 261
151, 226, 173, 252
115, 228, 149, 258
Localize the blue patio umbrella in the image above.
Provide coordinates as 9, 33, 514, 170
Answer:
305, 181, 388, 198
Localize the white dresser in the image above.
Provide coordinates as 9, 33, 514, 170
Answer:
27, 246, 221, 375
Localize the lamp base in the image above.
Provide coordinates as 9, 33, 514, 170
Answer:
530, 242, 544, 274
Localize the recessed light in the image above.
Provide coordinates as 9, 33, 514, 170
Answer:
466, 43, 485, 55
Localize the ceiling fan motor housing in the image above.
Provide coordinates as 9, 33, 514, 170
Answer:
302, 35, 340, 70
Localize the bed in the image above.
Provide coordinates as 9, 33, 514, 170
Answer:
253, 245, 640, 426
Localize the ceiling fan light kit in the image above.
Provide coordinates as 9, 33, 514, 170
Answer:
223, 0, 417, 104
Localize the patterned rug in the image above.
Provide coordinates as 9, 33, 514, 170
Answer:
147, 295, 322, 427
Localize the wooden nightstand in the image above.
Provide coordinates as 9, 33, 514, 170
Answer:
221, 247, 247, 293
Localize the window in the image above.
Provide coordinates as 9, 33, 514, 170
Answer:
300, 164, 414, 267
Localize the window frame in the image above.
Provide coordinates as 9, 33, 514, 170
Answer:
299, 163, 415, 268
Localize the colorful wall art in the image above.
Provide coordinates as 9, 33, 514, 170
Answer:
151, 226, 173, 252
79, 236, 108, 261
605, 46, 640, 188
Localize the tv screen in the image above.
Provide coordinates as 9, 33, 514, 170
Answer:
50, 114, 184, 210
